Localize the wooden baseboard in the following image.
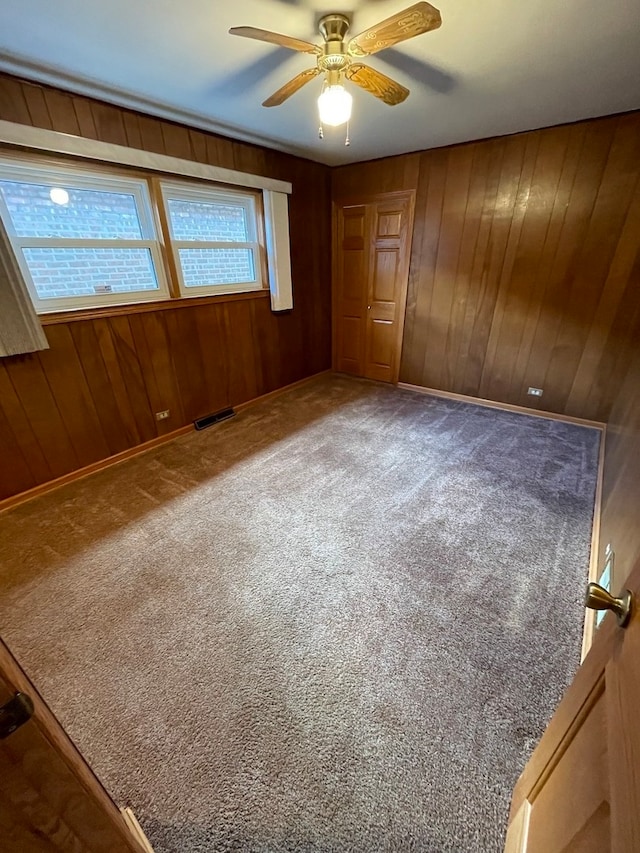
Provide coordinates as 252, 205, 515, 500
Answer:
120, 808, 155, 853
0, 369, 331, 515
397, 382, 606, 430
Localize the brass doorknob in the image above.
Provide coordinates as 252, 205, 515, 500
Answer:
585, 582, 633, 627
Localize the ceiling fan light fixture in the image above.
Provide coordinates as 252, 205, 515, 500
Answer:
317, 84, 352, 127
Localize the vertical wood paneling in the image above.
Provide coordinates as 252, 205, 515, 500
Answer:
160, 122, 194, 160
424, 143, 476, 391
508, 124, 584, 401
37, 324, 111, 468
163, 308, 210, 422
0, 76, 31, 124
0, 363, 52, 486
106, 316, 160, 444
92, 318, 143, 448
72, 97, 99, 139
128, 312, 186, 435
332, 153, 420, 198
5, 354, 80, 480
568, 185, 640, 417
68, 322, 131, 456
479, 132, 544, 402
334, 111, 640, 421
43, 90, 82, 135
0, 73, 331, 501
401, 148, 448, 384
89, 103, 128, 146
540, 118, 636, 415
458, 140, 506, 396
21, 82, 53, 129
447, 141, 492, 392
0, 403, 35, 496
222, 300, 259, 406
600, 346, 640, 592
135, 114, 167, 155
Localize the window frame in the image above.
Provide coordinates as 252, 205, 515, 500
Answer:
159, 179, 266, 298
0, 158, 170, 314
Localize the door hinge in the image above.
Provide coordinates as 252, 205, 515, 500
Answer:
0, 692, 34, 739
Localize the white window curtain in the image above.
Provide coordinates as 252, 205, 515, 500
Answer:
0, 216, 48, 357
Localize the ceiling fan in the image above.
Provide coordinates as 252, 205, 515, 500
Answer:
229, 2, 442, 135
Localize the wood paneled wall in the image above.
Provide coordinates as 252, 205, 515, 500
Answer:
600, 347, 640, 591
333, 112, 640, 422
0, 74, 331, 501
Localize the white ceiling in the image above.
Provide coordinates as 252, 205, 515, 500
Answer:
0, 0, 638, 166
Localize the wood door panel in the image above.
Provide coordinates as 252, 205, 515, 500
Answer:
376, 211, 403, 238
342, 207, 366, 241
366, 320, 395, 381
371, 249, 400, 304
560, 802, 610, 853
607, 597, 640, 852
364, 194, 413, 382
506, 553, 640, 853
333, 192, 415, 383
526, 692, 608, 852
342, 250, 367, 304
337, 315, 364, 372
334, 205, 368, 376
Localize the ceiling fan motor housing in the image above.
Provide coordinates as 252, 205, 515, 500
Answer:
318, 14, 350, 74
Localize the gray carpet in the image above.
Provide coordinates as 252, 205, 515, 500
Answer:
0, 375, 599, 852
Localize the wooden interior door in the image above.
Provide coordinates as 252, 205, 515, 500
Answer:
0, 636, 148, 852
505, 556, 640, 852
334, 192, 415, 383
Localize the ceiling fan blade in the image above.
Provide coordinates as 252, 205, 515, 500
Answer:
347, 2, 442, 58
230, 26, 321, 55
262, 67, 321, 107
345, 64, 409, 106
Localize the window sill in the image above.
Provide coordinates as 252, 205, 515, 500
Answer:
39, 289, 270, 325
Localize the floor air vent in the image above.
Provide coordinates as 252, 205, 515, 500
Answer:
194, 408, 235, 431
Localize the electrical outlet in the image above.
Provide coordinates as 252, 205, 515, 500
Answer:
155, 410, 170, 421
527, 387, 544, 397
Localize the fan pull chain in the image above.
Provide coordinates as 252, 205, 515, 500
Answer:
345, 121, 350, 147
318, 123, 324, 139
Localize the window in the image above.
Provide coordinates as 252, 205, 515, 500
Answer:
0, 160, 168, 313
0, 153, 283, 315
160, 181, 264, 297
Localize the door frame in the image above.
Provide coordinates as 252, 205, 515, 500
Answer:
331, 189, 416, 384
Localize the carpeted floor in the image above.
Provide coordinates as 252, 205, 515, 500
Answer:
0, 375, 599, 853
